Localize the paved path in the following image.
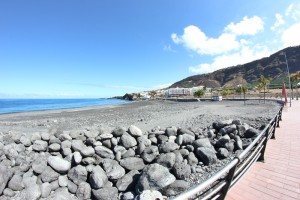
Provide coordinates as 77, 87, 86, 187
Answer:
226, 100, 300, 200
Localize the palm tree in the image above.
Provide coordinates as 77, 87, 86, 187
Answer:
290, 73, 298, 100
257, 75, 270, 103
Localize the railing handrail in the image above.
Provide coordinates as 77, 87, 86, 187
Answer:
172, 100, 284, 200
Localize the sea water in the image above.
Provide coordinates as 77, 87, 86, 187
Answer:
0, 99, 128, 114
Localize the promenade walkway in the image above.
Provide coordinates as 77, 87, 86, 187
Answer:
226, 100, 300, 200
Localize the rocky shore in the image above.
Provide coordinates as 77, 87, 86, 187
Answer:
0, 100, 281, 199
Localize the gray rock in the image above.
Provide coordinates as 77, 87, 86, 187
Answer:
32, 140, 48, 151
161, 180, 190, 196
165, 126, 177, 137
237, 125, 248, 137
48, 156, 71, 173
128, 125, 143, 137
41, 166, 60, 182
68, 180, 78, 194
82, 157, 96, 165
120, 157, 145, 171
121, 133, 137, 149
31, 132, 41, 143
234, 136, 243, 150
73, 151, 82, 164
177, 128, 195, 136
111, 137, 118, 146
242, 138, 252, 148
192, 138, 214, 149
94, 145, 115, 159
23, 176, 37, 188
114, 145, 127, 155
101, 139, 112, 149
99, 133, 114, 140
48, 187, 73, 200
216, 134, 231, 147
48, 143, 61, 151
68, 165, 88, 185
159, 142, 179, 153
3, 188, 15, 197
58, 176, 68, 187
80, 146, 95, 157
20, 136, 31, 147
217, 148, 229, 158
62, 148, 72, 156
137, 190, 163, 200
157, 135, 168, 144
92, 186, 118, 200
25, 184, 41, 200
136, 143, 146, 155
212, 120, 228, 131
58, 133, 72, 141
187, 152, 198, 166
76, 182, 91, 200
244, 128, 260, 138
61, 140, 72, 149
122, 191, 135, 200
49, 136, 61, 145
225, 141, 235, 152
195, 147, 218, 166
155, 153, 176, 169
0, 164, 14, 195
102, 159, 125, 180
136, 163, 176, 193
232, 119, 242, 125
172, 161, 191, 179
89, 165, 108, 189
220, 124, 237, 135
71, 140, 86, 152
8, 174, 24, 191
50, 180, 59, 191
181, 134, 195, 145
112, 127, 126, 137
122, 148, 135, 158
116, 170, 140, 192
141, 145, 159, 163
41, 132, 50, 141
84, 129, 99, 138
40, 182, 52, 198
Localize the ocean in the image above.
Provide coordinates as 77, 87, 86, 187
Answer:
0, 98, 129, 114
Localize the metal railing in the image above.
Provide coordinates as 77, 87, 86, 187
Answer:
173, 100, 284, 200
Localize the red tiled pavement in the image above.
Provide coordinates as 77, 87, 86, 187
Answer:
226, 100, 300, 200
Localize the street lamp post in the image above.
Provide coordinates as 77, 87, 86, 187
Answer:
284, 52, 292, 107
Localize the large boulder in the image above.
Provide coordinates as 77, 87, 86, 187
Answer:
155, 153, 176, 169
116, 170, 140, 192
0, 164, 13, 195
172, 161, 191, 180
244, 128, 260, 138
94, 146, 115, 159
195, 147, 218, 166
159, 142, 179, 153
120, 133, 137, 149
68, 165, 88, 185
136, 163, 176, 193
92, 186, 119, 200
120, 157, 145, 171
192, 138, 214, 149
128, 125, 143, 137
89, 165, 108, 189
102, 159, 125, 180
161, 180, 190, 196
47, 156, 71, 173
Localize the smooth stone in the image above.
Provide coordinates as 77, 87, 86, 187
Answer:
102, 158, 125, 180
41, 166, 60, 182
41, 182, 52, 198
137, 190, 163, 200
48, 143, 61, 151
32, 140, 48, 151
76, 182, 91, 200
58, 176, 68, 187
116, 170, 140, 192
89, 165, 108, 189
48, 156, 71, 173
73, 151, 82, 164
128, 125, 143, 137
8, 174, 24, 191
68, 165, 88, 185
120, 157, 145, 171
92, 186, 118, 200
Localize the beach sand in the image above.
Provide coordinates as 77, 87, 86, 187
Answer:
0, 99, 281, 136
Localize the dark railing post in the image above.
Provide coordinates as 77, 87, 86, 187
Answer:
271, 116, 278, 139
217, 164, 238, 200
258, 126, 270, 162
277, 106, 283, 127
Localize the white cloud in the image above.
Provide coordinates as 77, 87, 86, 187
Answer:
163, 44, 176, 52
189, 45, 270, 74
224, 16, 264, 36
281, 22, 300, 47
171, 25, 239, 55
271, 13, 285, 31
285, 3, 300, 21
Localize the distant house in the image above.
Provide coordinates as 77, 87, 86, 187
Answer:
167, 88, 192, 97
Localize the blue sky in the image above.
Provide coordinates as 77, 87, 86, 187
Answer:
1, 0, 300, 98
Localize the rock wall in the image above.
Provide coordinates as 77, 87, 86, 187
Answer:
0, 119, 263, 200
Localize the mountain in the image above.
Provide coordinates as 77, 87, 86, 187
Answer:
170, 46, 300, 88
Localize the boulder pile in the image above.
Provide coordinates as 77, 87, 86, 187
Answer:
0, 119, 260, 200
